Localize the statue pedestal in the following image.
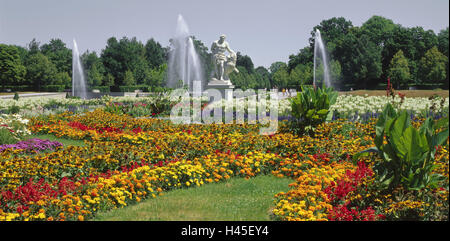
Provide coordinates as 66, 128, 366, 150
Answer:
205, 79, 234, 101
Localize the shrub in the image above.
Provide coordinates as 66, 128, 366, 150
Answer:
119, 85, 149, 92
288, 85, 338, 135
44, 85, 65, 92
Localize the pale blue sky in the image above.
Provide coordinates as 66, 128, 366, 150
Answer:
0, 0, 448, 68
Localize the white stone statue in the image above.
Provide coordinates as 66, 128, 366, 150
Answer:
211, 34, 239, 83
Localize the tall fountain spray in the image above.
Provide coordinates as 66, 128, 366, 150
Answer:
313, 29, 332, 88
167, 14, 204, 92
72, 39, 88, 99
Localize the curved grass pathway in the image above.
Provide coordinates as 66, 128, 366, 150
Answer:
93, 175, 293, 221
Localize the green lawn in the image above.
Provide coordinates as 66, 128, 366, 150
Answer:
93, 175, 293, 221
26, 134, 86, 147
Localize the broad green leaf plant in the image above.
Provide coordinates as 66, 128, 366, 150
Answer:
357, 103, 448, 191
289, 85, 338, 135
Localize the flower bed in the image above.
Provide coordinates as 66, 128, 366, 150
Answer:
0, 138, 62, 153
0, 109, 448, 221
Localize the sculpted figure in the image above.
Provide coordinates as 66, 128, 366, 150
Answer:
211, 34, 238, 81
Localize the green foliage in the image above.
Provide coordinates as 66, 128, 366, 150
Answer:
309, 17, 353, 54
288, 47, 313, 72
147, 64, 167, 88
123, 70, 136, 86
144, 38, 167, 69
3, 19, 449, 92
437, 27, 449, 58
360, 15, 396, 47
236, 52, 255, 74
40, 39, 72, 76
419, 46, 448, 83
388, 50, 411, 88
44, 85, 66, 92
289, 63, 313, 87
0, 44, 26, 89
357, 103, 449, 191
230, 66, 257, 90
54, 72, 71, 89
254, 66, 271, 89
101, 37, 145, 89
271, 63, 289, 89
339, 29, 383, 88
104, 73, 115, 88
288, 85, 338, 135
88, 64, 104, 87
24, 52, 58, 91
13, 92, 19, 101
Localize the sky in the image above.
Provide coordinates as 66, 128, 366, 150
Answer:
0, 0, 448, 68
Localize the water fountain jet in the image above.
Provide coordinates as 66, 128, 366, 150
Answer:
167, 14, 204, 93
72, 39, 88, 99
313, 29, 332, 88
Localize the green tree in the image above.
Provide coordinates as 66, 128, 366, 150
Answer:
309, 17, 353, 56
360, 16, 396, 47
144, 38, 166, 69
81, 51, 105, 74
40, 39, 72, 76
101, 37, 146, 90
437, 27, 449, 58
229, 66, 257, 90
147, 64, 167, 88
288, 47, 313, 72
269, 61, 287, 74
13, 45, 28, 64
383, 26, 438, 82
289, 64, 313, 88
437, 27, 449, 86
236, 52, 254, 74
24, 52, 58, 91
419, 46, 448, 84
54, 72, 71, 88
133, 56, 151, 85
271, 64, 289, 89
254, 66, 271, 89
336, 27, 383, 88
388, 50, 411, 88
0, 44, 26, 90
103, 73, 115, 89
88, 64, 104, 87
123, 69, 136, 86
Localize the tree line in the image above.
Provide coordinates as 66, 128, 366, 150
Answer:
0, 15, 448, 93
286, 16, 448, 90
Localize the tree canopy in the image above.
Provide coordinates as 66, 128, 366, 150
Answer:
1, 15, 448, 92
